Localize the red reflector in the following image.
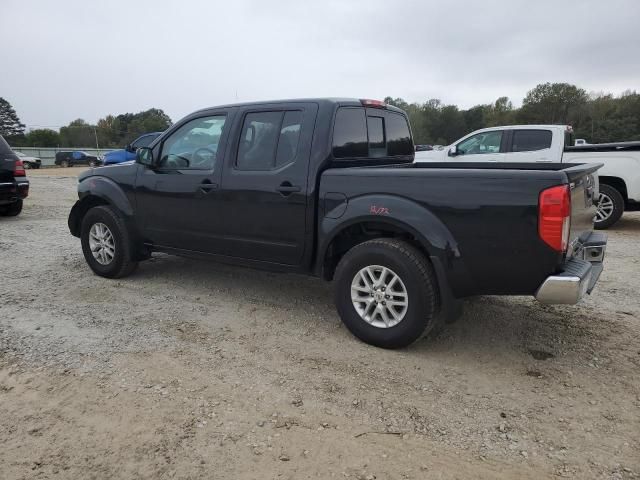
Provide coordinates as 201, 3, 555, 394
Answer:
14, 159, 26, 177
539, 185, 571, 252
360, 99, 386, 108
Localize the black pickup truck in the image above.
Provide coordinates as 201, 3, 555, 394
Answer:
68, 98, 607, 348
0, 135, 29, 217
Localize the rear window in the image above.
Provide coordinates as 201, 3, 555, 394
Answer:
332, 107, 412, 159
0, 135, 12, 154
512, 130, 552, 152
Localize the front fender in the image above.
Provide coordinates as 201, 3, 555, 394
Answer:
68, 176, 134, 237
317, 194, 474, 297
78, 176, 134, 216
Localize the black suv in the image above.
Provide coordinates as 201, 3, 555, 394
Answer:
55, 151, 101, 167
0, 135, 29, 216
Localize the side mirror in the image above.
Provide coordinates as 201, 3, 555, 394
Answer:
136, 147, 154, 167
448, 145, 458, 157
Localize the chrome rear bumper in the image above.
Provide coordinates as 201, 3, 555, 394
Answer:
535, 232, 606, 304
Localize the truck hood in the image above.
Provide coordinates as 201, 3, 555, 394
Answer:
414, 149, 449, 162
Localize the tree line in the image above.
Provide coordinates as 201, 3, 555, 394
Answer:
2, 82, 640, 149
386, 82, 640, 145
0, 99, 172, 149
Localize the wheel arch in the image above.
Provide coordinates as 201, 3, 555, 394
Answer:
599, 176, 628, 202
68, 177, 134, 237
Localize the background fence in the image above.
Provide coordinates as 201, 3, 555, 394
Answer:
12, 147, 117, 167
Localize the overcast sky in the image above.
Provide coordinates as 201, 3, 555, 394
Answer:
2, 0, 639, 129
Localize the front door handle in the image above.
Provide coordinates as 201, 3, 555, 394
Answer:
276, 182, 301, 196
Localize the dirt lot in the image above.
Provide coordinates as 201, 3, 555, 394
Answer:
1, 167, 639, 479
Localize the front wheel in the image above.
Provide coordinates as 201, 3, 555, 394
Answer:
23, 162, 31, 169
334, 238, 439, 349
80, 205, 138, 278
88, 160, 97, 167
60, 160, 69, 168
595, 184, 624, 230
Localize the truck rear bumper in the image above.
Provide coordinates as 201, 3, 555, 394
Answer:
535, 232, 607, 304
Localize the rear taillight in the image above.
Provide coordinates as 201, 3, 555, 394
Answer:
539, 185, 571, 252
14, 159, 26, 177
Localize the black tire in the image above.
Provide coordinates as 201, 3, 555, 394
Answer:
334, 238, 439, 349
595, 184, 624, 230
80, 205, 138, 278
23, 162, 31, 169
61, 160, 69, 168
0, 200, 23, 217
88, 160, 97, 168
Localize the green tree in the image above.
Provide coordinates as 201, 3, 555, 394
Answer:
519, 83, 587, 124
59, 119, 97, 147
24, 129, 60, 147
0, 97, 25, 137
485, 97, 516, 126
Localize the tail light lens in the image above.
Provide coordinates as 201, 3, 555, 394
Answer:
14, 159, 26, 177
360, 99, 386, 108
539, 185, 571, 252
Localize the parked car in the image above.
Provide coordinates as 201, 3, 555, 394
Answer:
415, 125, 640, 229
103, 132, 163, 165
55, 151, 101, 168
0, 135, 29, 216
68, 98, 606, 349
15, 151, 42, 169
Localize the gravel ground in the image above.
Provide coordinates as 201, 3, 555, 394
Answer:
1, 167, 639, 479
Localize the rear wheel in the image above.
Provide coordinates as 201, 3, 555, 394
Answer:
88, 159, 97, 167
595, 184, 624, 230
80, 205, 138, 278
0, 200, 23, 217
334, 238, 439, 349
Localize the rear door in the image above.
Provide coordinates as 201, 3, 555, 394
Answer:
217, 102, 318, 265
506, 128, 554, 162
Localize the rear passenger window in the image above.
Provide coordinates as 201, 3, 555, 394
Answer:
385, 112, 413, 156
332, 107, 413, 159
276, 111, 302, 167
332, 108, 368, 158
367, 116, 386, 157
512, 130, 552, 152
237, 110, 303, 170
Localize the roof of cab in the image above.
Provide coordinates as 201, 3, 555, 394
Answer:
191, 98, 406, 115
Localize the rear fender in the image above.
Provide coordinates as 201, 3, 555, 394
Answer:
317, 194, 473, 297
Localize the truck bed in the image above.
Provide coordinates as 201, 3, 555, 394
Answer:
319, 161, 600, 298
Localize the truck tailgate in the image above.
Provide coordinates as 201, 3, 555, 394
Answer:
563, 163, 601, 255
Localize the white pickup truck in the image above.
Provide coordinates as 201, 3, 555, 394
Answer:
414, 125, 640, 228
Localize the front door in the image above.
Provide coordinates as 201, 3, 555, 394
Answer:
135, 113, 230, 253
217, 104, 317, 265
452, 129, 506, 162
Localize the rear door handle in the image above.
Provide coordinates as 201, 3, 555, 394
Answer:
276, 182, 301, 195
199, 180, 218, 193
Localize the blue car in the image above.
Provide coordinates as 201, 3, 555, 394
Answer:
103, 132, 162, 165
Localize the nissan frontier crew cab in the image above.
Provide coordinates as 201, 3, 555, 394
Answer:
68, 98, 607, 349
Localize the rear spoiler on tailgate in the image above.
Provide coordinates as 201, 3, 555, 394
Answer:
561, 163, 604, 184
